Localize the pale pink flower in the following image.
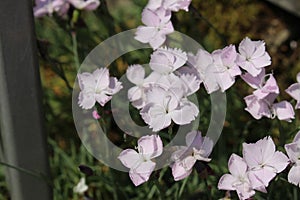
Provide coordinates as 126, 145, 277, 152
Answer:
285, 72, 300, 109
78, 68, 122, 109
171, 131, 212, 181
135, 8, 174, 49
212, 45, 241, 92
244, 93, 295, 122
126, 65, 166, 109
244, 75, 294, 122
140, 87, 198, 132
272, 101, 295, 122
244, 94, 272, 120
162, 0, 192, 12
242, 68, 280, 101
149, 47, 187, 74
34, 0, 70, 17
126, 64, 147, 108
284, 131, 300, 187
218, 154, 256, 200
68, 0, 100, 10
147, 47, 200, 96
144, 72, 187, 94
236, 37, 271, 77
118, 135, 163, 186
188, 49, 219, 94
242, 136, 289, 187
146, 0, 192, 12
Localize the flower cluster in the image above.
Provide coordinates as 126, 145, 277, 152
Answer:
187, 44, 241, 94
76, 37, 300, 193
33, 0, 100, 17
73, 0, 300, 196
127, 47, 199, 132
135, 0, 192, 49
218, 136, 289, 200
118, 131, 212, 186
238, 37, 298, 121
243, 71, 295, 121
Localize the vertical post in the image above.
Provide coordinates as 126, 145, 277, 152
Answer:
0, 0, 52, 199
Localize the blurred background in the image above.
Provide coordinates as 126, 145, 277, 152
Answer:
0, 0, 300, 199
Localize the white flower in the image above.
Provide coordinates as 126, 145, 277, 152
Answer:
212, 45, 241, 92
236, 37, 271, 77
118, 135, 163, 186
73, 177, 88, 194
126, 65, 161, 109
134, 8, 174, 50
188, 49, 219, 94
218, 154, 256, 200
149, 47, 187, 75
171, 131, 212, 181
140, 86, 198, 132
78, 68, 122, 109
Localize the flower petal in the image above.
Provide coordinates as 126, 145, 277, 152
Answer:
285, 142, 300, 163
118, 149, 141, 169
171, 156, 195, 181
218, 174, 236, 191
288, 165, 300, 187
272, 101, 295, 122
293, 131, 300, 143
138, 135, 163, 159
170, 100, 199, 125
126, 65, 145, 85
228, 154, 247, 177
266, 151, 289, 173
186, 131, 203, 148
129, 160, 156, 186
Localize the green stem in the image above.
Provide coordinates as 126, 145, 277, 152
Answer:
277, 119, 285, 147
71, 31, 80, 70
178, 177, 189, 198
293, 186, 298, 200
0, 161, 52, 186
70, 9, 80, 70
189, 4, 227, 47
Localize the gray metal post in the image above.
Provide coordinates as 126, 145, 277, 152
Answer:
0, 0, 52, 199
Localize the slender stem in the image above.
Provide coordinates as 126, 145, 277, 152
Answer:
0, 161, 52, 186
154, 180, 162, 200
293, 186, 298, 200
189, 4, 227, 47
70, 9, 81, 70
71, 31, 80, 70
178, 176, 189, 198
277, 119, 285, 146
